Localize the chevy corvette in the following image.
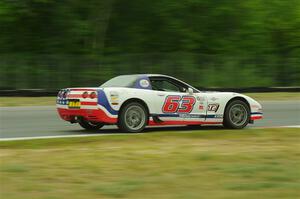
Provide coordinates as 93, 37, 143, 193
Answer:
57, 74, 263, 132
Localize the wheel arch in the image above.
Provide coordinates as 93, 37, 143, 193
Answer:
119, 98, 150, 117
224, 96, 250, 115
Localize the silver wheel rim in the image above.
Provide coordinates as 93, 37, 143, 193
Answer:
229, 104, 248, 126
124, 105, 145, 130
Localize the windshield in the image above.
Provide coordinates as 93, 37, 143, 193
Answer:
100, 75, 138, 88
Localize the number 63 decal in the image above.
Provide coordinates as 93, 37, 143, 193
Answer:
162, 95, 196, 113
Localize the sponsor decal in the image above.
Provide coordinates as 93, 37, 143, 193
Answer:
179, 114, 189, 118
199, 105, 204, 110
208, 103, 219, 112
110, 91, 118, 97
110, 91, 119, 104
162, 95, 196, 113
153, 113, 223, 119
179, 114, 205, 118
197, 96, 205, 101
111, 96, 118, 101
139, 79, 150, 88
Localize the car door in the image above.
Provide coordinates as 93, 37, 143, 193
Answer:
187, 91, 208, 123
149, 77, 206, 123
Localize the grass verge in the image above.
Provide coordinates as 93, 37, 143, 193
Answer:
1, 128, 299, 199
246, 92, 300, 101
0, 92, 299, 107
0, 97, 55, 107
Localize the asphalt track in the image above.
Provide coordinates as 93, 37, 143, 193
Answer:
0, 101, 299, 139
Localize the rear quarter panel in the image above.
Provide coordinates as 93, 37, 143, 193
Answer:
102, 87, 158, 114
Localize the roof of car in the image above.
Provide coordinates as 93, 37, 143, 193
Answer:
112, 74, 200, 92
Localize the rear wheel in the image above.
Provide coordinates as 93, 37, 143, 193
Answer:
118, 102, 148, 133
223, 100, 250, 129
78, 118, 104, 130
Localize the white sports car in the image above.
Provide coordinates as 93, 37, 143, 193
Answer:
57, 74, 263, 132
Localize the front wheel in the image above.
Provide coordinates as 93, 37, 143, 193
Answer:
223, 100, 250, 129
118, 102, 148, 133
78, 118, 104, 130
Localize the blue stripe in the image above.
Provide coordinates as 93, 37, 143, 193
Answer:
251, 112, 263, 115
206, 115, 218, 118
97, 90, 118, 115
156, 114, 180, 117
152, 113, 220, 119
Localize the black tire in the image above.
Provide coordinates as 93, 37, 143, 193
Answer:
78, 118, 104, 130
223, 100, 250, 129
118, 102, 148, 133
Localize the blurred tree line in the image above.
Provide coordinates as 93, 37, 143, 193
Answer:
0, 0, 299, 89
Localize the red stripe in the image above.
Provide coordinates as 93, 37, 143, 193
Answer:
251, 116, 263, 120
148, 120, 222, 126
67, 94, 98, 99
57, 108, 117, 124
81, 102, 97, 106
67, 94, 82, 98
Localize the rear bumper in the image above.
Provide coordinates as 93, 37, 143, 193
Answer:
57, 108, 117, 124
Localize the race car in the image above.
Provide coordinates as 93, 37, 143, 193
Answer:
56, 74, 263, 132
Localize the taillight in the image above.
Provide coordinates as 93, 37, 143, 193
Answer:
90, 92, 97, 99
82, 91, 89, 98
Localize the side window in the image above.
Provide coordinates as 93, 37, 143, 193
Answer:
150, 79, 186, 92
161, 81, 180, 92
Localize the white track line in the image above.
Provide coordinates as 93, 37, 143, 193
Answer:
0, 125, 299, 142
252, 125, 300, 129
280, 125, 300, 128
0, 133, 137, 141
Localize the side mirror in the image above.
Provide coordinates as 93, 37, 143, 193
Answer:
187, 88, 193, 95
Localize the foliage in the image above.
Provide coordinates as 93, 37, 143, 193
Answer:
0, 0, 299, 89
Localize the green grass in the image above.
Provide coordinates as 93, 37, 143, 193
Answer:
0, 92, 299, 107
246, 92, 300, 101
0, 97, 55, 107
1, 128, 299, 199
